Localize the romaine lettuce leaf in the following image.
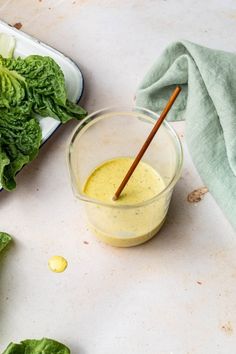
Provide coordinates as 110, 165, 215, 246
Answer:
2, 338, 70, 354
0, 232, 12, 252
0, 33, 15, 58
3, 54, 86, 122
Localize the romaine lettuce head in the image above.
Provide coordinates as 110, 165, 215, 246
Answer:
0, 33, 86, 191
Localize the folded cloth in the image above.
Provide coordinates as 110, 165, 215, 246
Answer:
136, 41, 236, 230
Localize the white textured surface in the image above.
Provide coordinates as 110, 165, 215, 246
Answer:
0, 1, 236, 353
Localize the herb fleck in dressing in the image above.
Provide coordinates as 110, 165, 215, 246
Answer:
83, 157, 167, 247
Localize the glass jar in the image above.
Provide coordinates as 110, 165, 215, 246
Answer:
67, 107, 183, 247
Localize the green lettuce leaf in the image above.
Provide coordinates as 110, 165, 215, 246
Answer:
3, 54, 87, 122
2, 338, 70, 354
0, 65, 27, 108
0, 232, 12, 252
0, 100, 42, 190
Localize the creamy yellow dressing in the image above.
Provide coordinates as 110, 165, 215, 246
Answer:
48, 256, 68, 273
83, 157, 167, 247
83, 157, 165, 204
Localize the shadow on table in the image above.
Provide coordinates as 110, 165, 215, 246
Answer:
140, 180, 194, 252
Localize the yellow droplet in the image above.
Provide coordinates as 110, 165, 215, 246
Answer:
48, 256, 68, 273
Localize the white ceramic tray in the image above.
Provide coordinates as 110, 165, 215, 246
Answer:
0, 20, 84, 189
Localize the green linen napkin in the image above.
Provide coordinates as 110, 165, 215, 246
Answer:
136, 41, 236, 230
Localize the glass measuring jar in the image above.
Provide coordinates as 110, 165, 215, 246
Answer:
67, 107, 183, 247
